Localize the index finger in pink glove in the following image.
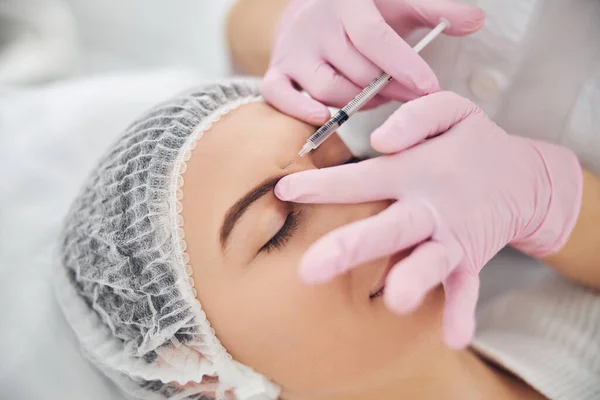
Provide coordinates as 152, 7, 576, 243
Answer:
276, 156, 400, 204
299, 200, 436, 283
370, 91, 480, 153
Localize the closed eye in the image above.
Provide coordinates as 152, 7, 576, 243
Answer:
259, 210, 302, 254
257, 158, 358, 254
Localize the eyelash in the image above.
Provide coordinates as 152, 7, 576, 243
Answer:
260, 210, 302, 254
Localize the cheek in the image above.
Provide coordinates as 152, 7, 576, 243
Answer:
213, 260, 444, 396
202, 255, 352, 383
199, 253, 369, 391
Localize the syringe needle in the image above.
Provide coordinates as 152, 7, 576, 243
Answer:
282, 156, 299, 170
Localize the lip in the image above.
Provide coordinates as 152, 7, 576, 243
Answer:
369, 253, 405, 299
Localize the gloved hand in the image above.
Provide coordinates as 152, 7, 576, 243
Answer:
262, 0, 485, 125
275, 91, 583, 348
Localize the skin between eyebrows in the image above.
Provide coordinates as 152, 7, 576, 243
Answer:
220, 176, 285, 250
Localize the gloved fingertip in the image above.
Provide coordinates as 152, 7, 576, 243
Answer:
384, 286, 424, 315
294, 100, 330, 125
309, 106, 331, 125
443, 317, 475, 349
370, 129, 392, 153
445, 5, 486, 35
299, 264, 335, 284
299, 248, 339, 284
444, 330, 473, 350
370, 126, 407, 154
414, 75, 441, 95
274, 178, 295, 201
462, 7, 486, 32
285, 99, 330, 126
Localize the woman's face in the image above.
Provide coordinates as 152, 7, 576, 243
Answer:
182, 102, 444, 399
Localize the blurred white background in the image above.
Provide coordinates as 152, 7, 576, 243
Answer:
0, 0, 235, 84
64, 0, 234, 78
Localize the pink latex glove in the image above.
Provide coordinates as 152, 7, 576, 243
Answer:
262, 0, 485, 125
275, 92, 583, 348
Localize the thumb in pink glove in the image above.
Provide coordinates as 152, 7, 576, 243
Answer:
275, 91, 582, 348
262, 0, 485, 125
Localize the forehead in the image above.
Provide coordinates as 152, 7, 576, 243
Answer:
180, 102, 312, 248
189, 101, 312, 191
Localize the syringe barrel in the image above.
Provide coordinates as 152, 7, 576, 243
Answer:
342, 73, 392, 115
307, 109, 349, 148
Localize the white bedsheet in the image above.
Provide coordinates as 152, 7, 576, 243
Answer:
0, 70, 549, 400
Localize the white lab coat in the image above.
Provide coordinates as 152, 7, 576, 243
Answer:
339, 0, 600, 177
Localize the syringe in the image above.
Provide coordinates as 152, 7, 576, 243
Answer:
296, 19, 449, 158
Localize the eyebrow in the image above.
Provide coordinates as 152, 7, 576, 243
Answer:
220, 176, 283, 250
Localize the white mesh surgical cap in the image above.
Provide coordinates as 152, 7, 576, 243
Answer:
54, 79, 280, 400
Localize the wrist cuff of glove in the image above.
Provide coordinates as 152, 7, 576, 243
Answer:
511, 139, 583, 258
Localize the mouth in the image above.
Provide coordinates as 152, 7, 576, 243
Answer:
369, 253, 404, 300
